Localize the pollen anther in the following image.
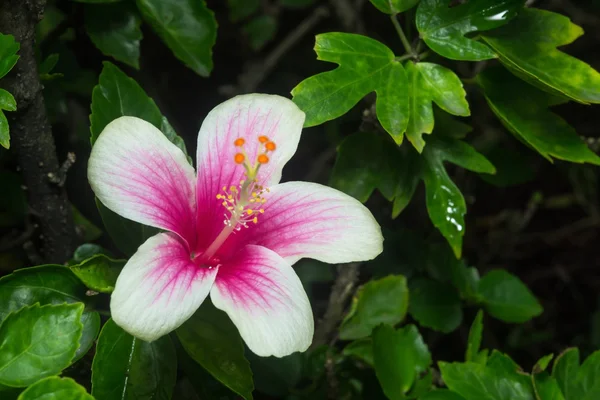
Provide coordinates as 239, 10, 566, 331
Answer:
234, 138, 245, 146
234, 153, 245, 164
257, 154, 269, 164
258, 135, 269, 143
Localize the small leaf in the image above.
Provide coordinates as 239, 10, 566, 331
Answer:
422, 136, 495, 258
533, 373, 565, 400
69, 254, 125, 293
373, 324, 431, 399
0, 88, 16, 149
339, 275, 409, 340
0, 34, 20, 79
71, 204, 102, 242
292, 33, 409, 144
92, 318, 177, 400
409, 278, 462, 333
465, 310, 484, 363
72, 244, 111, 263
136, 0, 217, 77
17, 377, 93, 400
553, 348, 580, 399
84, 2, 142, 69
0, 265, 101, 362
369, 0, 420, 14
0, 303, 84, 387
176, 302, 254, 400
533, 354, 555, 374
343, 339, 374, 366
477, 269, 543, 323
243, 15, 277, 51
226, 0, 260, 22
478, 67, 600, 165
38, 53, 61, 80
416, 0, 523, 61
482, 8, 600, 104
405, 61, 469, 152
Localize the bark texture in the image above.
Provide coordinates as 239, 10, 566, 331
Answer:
0, 0, 76, 263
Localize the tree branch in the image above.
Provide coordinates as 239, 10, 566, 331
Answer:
0, 0, 76, 263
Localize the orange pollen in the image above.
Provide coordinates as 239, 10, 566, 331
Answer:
234, 153, 245, 164
234, 138, 245, 146
265, 141, 276, 151
258, 135, 269, 143
257, 154, 269, 164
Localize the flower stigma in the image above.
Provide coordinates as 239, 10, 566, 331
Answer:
199, 135, 276, 262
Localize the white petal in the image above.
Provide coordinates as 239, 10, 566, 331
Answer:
210, 245, 313, 357
111, 232, 217, 341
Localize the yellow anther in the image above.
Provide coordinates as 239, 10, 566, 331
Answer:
253, 217, 258, 224
247, 209, 254, 215
259, 209, 264, 213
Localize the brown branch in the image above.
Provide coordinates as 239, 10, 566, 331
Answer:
0, 0, 76, 263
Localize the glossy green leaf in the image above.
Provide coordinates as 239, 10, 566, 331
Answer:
84, 2, 142, 69
416, 0, 523, 61
466, 310, 484, 363
391, 146, 421, 217
136, 0, 217, 77
0, 303, 84, 387
90, 61, 188, 255
243, 15, 277, 51
373, 324, 431, 399
176, 303, 254, 400
72, 244, 111, 263
38, 53, 59, 76
247, 352, 302, 397
17, 377, 93, 400
478, 67, 600, 165
0, 265, 101, 362
0, 88, 16, 149
552, 348, 600, 400
343, 339, 374, 366
439, 361, 535, 400
408, 371, 433, 398
226, 0, 259, 21
369, 0, 419, 14
534, 354, 555, 374
533, 373, 565, 400
0, 34, 19, 79
339, 275, 409, 340
405, 61, 469, 152
69, 254, 125, 293
478, 269, 543, 323
92, 318, 177, 400
422, 136, 495, 257
409, 278, 462, 333
482, 8, 600, 104
421, 390, 467, 400
291, 33, 409, 144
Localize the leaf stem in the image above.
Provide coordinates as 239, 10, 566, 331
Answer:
390, 14, 414, 57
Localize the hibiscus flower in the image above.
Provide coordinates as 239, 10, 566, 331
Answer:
88, 94, 383, 357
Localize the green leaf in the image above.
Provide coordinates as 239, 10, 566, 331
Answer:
405, 62, 469, 152
69, 254, 125, 293
84, 2, 142, 69
408, 278, 462, 333
0, 303, 84, 387
38, 54, 62, 80
339, 275, 409, 340
465, 310, 484, 363
71, 205, 102, 242
295, 259, 334, 298
291, 33, 409, 144
0, 88, 16, 149
439, 361, 535, 400
226, 0, 260, 21
478, 67, 600, 165
90, 61, 188, 255
343, 339, 374, 366
92, 318, 177, 400
369, 0, 420, 14
482, 8, 600, 104
280, 0, 317, 8
373, 324, 431, 399
421, 390, 467, 400
552, 348, 600, 400
422, 136, 495, 258
479, 145, 536, 188
478, 269, 542, 323
17, 377, 93, 400
72, 244, 112, 263
243, 15, 277, 51
533, 373, 565, 400
416, 0, 523, 61
176, 303, 254, 400
0, 34, 19, 79
246, 352, 302, 397
71, 0, 123, 3
0, 265, 101, 362
136, 0, 217, 77
533, 354, 555, 374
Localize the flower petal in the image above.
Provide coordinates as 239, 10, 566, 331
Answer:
89, 116, 197, 244
111, 232, 217, 342
210, 244, 313, 357
224, 182, 384, 265
195, 95, 305, 247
